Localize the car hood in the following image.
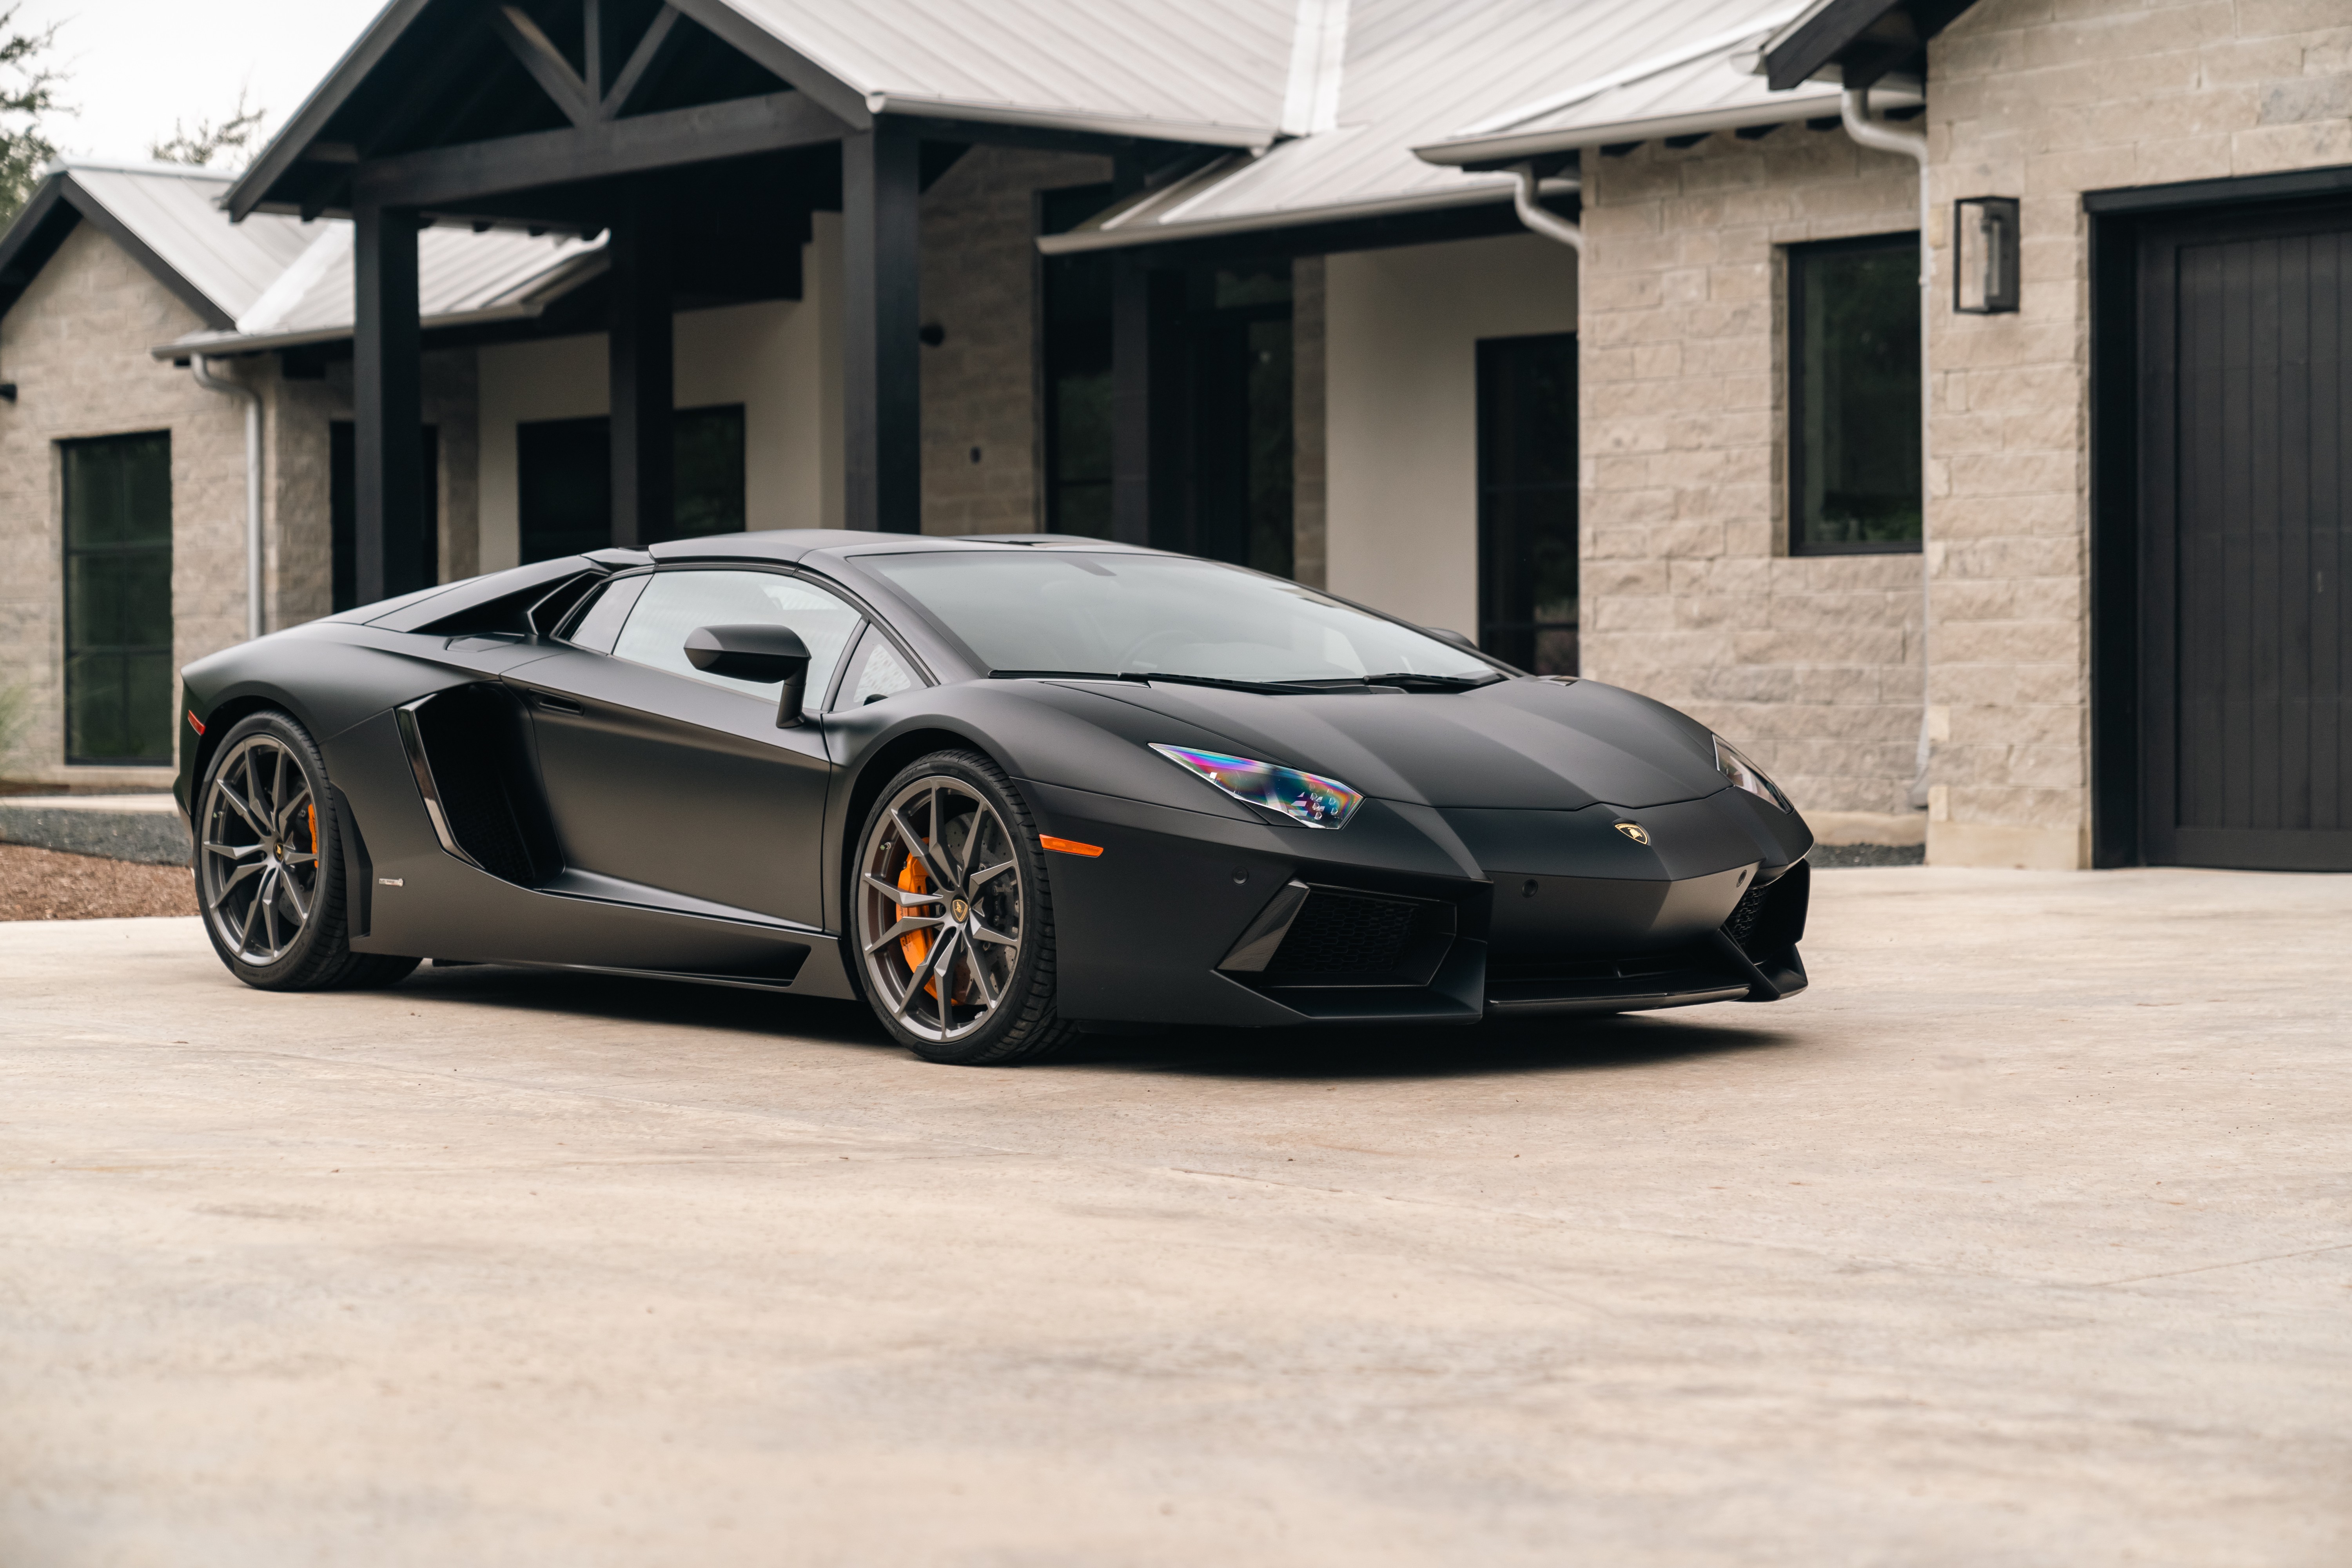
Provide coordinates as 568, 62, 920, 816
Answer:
1060, 676, 1728, 811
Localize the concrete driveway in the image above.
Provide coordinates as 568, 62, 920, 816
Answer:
3, 868, 2347, 1566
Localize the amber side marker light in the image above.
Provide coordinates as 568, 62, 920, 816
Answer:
187, 710, 205, 736
1040, 836, 1103, 858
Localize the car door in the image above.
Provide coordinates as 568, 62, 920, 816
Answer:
506, 566, 862, 929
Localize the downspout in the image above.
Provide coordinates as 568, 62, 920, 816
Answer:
1840, 84, 1933, 811
189, 356, 263, 642
1511, 165, 1583, 252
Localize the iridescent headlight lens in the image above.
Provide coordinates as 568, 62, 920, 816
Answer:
1713, 735, 1791, 812
1150, 744, 1364, 829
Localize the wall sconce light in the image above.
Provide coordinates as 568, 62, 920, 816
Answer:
1953, 196, 2020, 314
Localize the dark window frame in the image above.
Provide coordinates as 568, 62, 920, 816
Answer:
60, 430, 174, 766
1476, 331, 1579, 675
1786, 230, 1924, 557
515, 403, 746, 566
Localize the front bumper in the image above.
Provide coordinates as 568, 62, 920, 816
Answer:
1022, 779, 1811, 1029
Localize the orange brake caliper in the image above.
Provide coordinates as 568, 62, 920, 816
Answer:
897, 850, 967, 1004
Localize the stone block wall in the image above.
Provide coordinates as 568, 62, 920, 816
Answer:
0, 219, 481, 786
263, 349, 478, 630
0, 222, 243, 786
1926, 0, 2352, 867
918, 146, 1109, 535
1581, 128, 1927, 832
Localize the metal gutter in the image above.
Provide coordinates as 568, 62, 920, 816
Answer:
188, 358, 263, 642
1839, 83, 1935, 812
148, 251, 610, 359
1035, 178, 1567, 256
1510, 167, 1583, 253
1448, 11, 1808, 142
1416, 76, 1918, 167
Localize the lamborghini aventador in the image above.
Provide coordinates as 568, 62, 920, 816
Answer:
176, 531, 1813, 1064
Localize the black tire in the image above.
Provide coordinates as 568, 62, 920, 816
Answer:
194, 711, 419, 993
850, 749, 1076, 1066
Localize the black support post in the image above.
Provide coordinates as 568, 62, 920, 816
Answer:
354, 201, 425, 603
608, 182, 674, 549
841, 122, 922, 533
1110, 255, 1154, 548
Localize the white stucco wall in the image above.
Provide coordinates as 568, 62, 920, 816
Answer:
1323, 232, 1578, 636
475, 213, 844, 571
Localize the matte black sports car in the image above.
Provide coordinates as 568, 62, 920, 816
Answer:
176, 532, 1812, 1064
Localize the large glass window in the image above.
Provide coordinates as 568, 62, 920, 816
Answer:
517, 405, 748, 565
1789, 234, 1922, 553
1190, 264, 1294, 579
330, 422, 439, 613
862, 551, 1497, 687
1477, 333, 1579, 675
62, 433, 174, 763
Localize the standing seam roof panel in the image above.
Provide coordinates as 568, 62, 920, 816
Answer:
709, 0, 1293, 132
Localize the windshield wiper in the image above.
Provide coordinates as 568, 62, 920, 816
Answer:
988, 669, 1323, 695
1302, 671, 1505, 692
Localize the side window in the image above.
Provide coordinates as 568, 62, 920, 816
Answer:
830, 623, 921, 710
563, 573, 650, 654
612, 569, 860, 700
1788, 232, 1922, 554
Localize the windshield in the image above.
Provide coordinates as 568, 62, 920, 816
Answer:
861, 552, 1501, 686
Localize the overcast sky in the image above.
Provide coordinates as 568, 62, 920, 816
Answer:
14, 0, 383, 165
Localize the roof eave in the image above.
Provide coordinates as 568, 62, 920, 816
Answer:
1412, 77, 1920, 167
1035, 181, 1532, 256
147, 249, 610, 359
870, 94, 1276, 151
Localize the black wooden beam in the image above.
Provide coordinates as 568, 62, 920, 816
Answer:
354, 203, 428, 604
353, 89, 845, 208
1109, 255, 1157, 549
608, 181, 674, 549
841, 122, 922, 533
488, 4, 598, 128
603, 5, 682, 118
583, 0, 603, 99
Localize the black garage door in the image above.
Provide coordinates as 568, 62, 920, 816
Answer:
2138, 203, 2352, 870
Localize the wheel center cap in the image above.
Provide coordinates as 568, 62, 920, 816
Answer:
949, 897, 970, 922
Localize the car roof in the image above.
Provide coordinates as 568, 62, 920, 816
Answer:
650, 530, 1168, 565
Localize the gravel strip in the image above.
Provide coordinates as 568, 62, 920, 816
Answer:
0, 843, 199, 921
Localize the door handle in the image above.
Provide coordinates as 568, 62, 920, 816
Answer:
533, 693, 584, 716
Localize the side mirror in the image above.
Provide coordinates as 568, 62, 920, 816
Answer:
1423, 626, 1479, 652
684, 624, 813, 728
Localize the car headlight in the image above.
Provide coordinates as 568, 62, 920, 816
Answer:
1713, 735, 1791, 812
1150, 744, 1364, 829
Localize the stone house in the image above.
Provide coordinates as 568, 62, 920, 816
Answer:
1, 0, 2345, 872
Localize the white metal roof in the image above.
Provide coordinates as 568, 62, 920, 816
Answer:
1039, 0, 1869, 254
58, 161, 318, 321
0, 159, 606, 357
163, 221, 605, 356
709, 0, 1299, 146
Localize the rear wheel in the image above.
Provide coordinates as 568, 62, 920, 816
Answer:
851, 751, 1074, 1065
196, 712, 417, 992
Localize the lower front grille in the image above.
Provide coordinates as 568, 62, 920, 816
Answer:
1266, 890, 1422, 976
1488, 947, 1717, 986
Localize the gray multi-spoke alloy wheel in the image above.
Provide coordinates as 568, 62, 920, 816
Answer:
853, 750, 1074, 1065
196, 711, 418, 991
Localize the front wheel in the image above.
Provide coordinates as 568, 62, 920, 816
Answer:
196, 711, 418, 992
851, 751, 1074, 1065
